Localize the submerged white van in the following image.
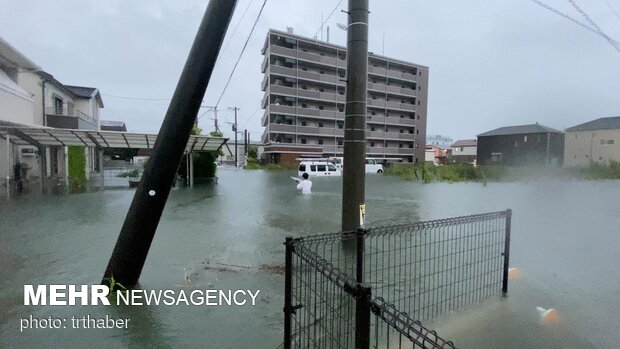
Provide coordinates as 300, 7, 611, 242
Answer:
328, 157, 384, 174
298, 160, 341, 177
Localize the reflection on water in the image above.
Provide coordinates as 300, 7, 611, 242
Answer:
1, 168, 619, 348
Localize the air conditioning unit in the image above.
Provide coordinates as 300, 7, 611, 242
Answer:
21, 148, 37, 157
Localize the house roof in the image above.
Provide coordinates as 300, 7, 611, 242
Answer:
477, 123, 563, 137
65, 85, 104, 108
100, 120, 126, 127
0, 37, 40, 71
565, 116, 620, 132
451, 139, 477, 147
37, 72, 104, 108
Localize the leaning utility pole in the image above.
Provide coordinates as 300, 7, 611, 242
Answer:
341, 0, 369, 233
102, 0, 238, 289
229, 106, 240, 167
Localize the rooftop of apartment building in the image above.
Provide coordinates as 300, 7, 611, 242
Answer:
264, 28, 429, 70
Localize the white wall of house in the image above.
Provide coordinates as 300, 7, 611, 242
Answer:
564, 129, 620, 167
15, 72, 43, 125
451, 145, 477, 156
0, 70, 35, 125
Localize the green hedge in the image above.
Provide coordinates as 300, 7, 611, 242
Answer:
67, 146, 87, 192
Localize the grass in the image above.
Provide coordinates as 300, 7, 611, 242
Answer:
385, 161, 620, 183
385, 163, 505, 184
244, 161, 297, 171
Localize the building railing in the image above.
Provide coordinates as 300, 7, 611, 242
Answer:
45, 106, 97, 125
284, 210, 512, 348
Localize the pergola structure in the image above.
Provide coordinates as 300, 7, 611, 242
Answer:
1, 124, 229, 194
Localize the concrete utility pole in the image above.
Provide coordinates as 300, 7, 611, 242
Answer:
229, 107, 240, 167
102, 0, 238, 289
341, 0, 369, 232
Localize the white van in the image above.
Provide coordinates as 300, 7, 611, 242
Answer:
298, 160, 341, 177
328, 157, 384, 174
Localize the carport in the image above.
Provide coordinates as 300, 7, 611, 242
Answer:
1, 124, 229, 196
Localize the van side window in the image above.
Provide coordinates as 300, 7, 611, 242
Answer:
299, 164, 306, 171
311, 165, 317, 171
317, 165, 326, 172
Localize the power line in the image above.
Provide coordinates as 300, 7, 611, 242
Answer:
220, 0, 255, 55
603, 0, 620, 22
528, 0, 620, 53
565, 0, 620, 53
102, 93, 172, 101
212, 0, 268, 110
313, 0, 344, 39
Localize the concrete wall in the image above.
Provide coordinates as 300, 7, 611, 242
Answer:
564, 129, 620, 167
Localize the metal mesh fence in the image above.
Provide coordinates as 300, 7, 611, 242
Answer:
284, 210, 512, 349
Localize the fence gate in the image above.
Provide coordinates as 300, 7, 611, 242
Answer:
284, 210, 512, 349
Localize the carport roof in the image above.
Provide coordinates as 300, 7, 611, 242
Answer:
0, 125, 228, 152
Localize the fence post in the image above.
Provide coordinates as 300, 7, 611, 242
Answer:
356, 228, 366, 283
284, 237, 293, 349
502, 209, 512, 294
355, 283, 372, 349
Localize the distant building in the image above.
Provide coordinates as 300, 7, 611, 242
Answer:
425, 145, 447, 165
564, 116, 620, 167
477, 123, 564, 166
261, 28, 429, 165
449, 139, 477, 164
426, 134, 453, 149
100, 120, 127, 132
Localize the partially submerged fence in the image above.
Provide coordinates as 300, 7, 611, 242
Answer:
284, 210, 512, 348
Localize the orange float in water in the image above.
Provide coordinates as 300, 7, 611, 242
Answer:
508, 267, 522, 278
536, 307, 560, 325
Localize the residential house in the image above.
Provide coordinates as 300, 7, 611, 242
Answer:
425, 145, 447, 165
100, 120, 127, 132
564, 116, 620, 167
449, 139, 477, 164
477, 123, 564, 166
0, 36, 104, 186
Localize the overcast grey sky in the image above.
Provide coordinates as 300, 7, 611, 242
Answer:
1, 0, 619, 141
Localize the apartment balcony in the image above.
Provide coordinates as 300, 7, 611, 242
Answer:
261, 74, 268, 91
386, 117, 416, 126
261, 109, 269, 126
368, 66, 417, 83
271, 45, 346, 68
268, 104, 344, 120
270, 65, 297, 78
269, 123, 297, 133
261, 54, 269, 73
270, 85, 344, 102
386, 101, 416, 112
270, 45, 298, 59
45, 107, 97, 130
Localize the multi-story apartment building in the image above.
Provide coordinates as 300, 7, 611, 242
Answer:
260, 29, 428, 164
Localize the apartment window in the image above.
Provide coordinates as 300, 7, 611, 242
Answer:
400, 115, 404, 119
319, 70, 325, 74
399, 143, 403, 148
409, 129, 414, 134
409, 144, 414, 148
319, 88, 324, 92
301, 103, 307, 108
370, 142, 375, 147
317, 139, 324, 145
338, 107, 344, 112
302, 85, 307, 90
300, 138, 307, 144
318, 122, 324, 127
417, 115, 420, 119
418, 101, 420, 105
337, 121, 344, 129
371, 111, 376, 115
399, 129, 404, 133
371, 127, 375, 131
302, 67, 308, 71
524, 135, 528, 142
301, 121, 307, 126
337, 139, 343, 146
318, 106, 324, 110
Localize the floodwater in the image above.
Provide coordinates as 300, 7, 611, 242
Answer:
1, 168, 619, 348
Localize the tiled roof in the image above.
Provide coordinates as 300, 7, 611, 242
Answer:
65, 85, 97, 98
451, 139, 477, 147
477, 123, 563, 137
566, 117, 620, 132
